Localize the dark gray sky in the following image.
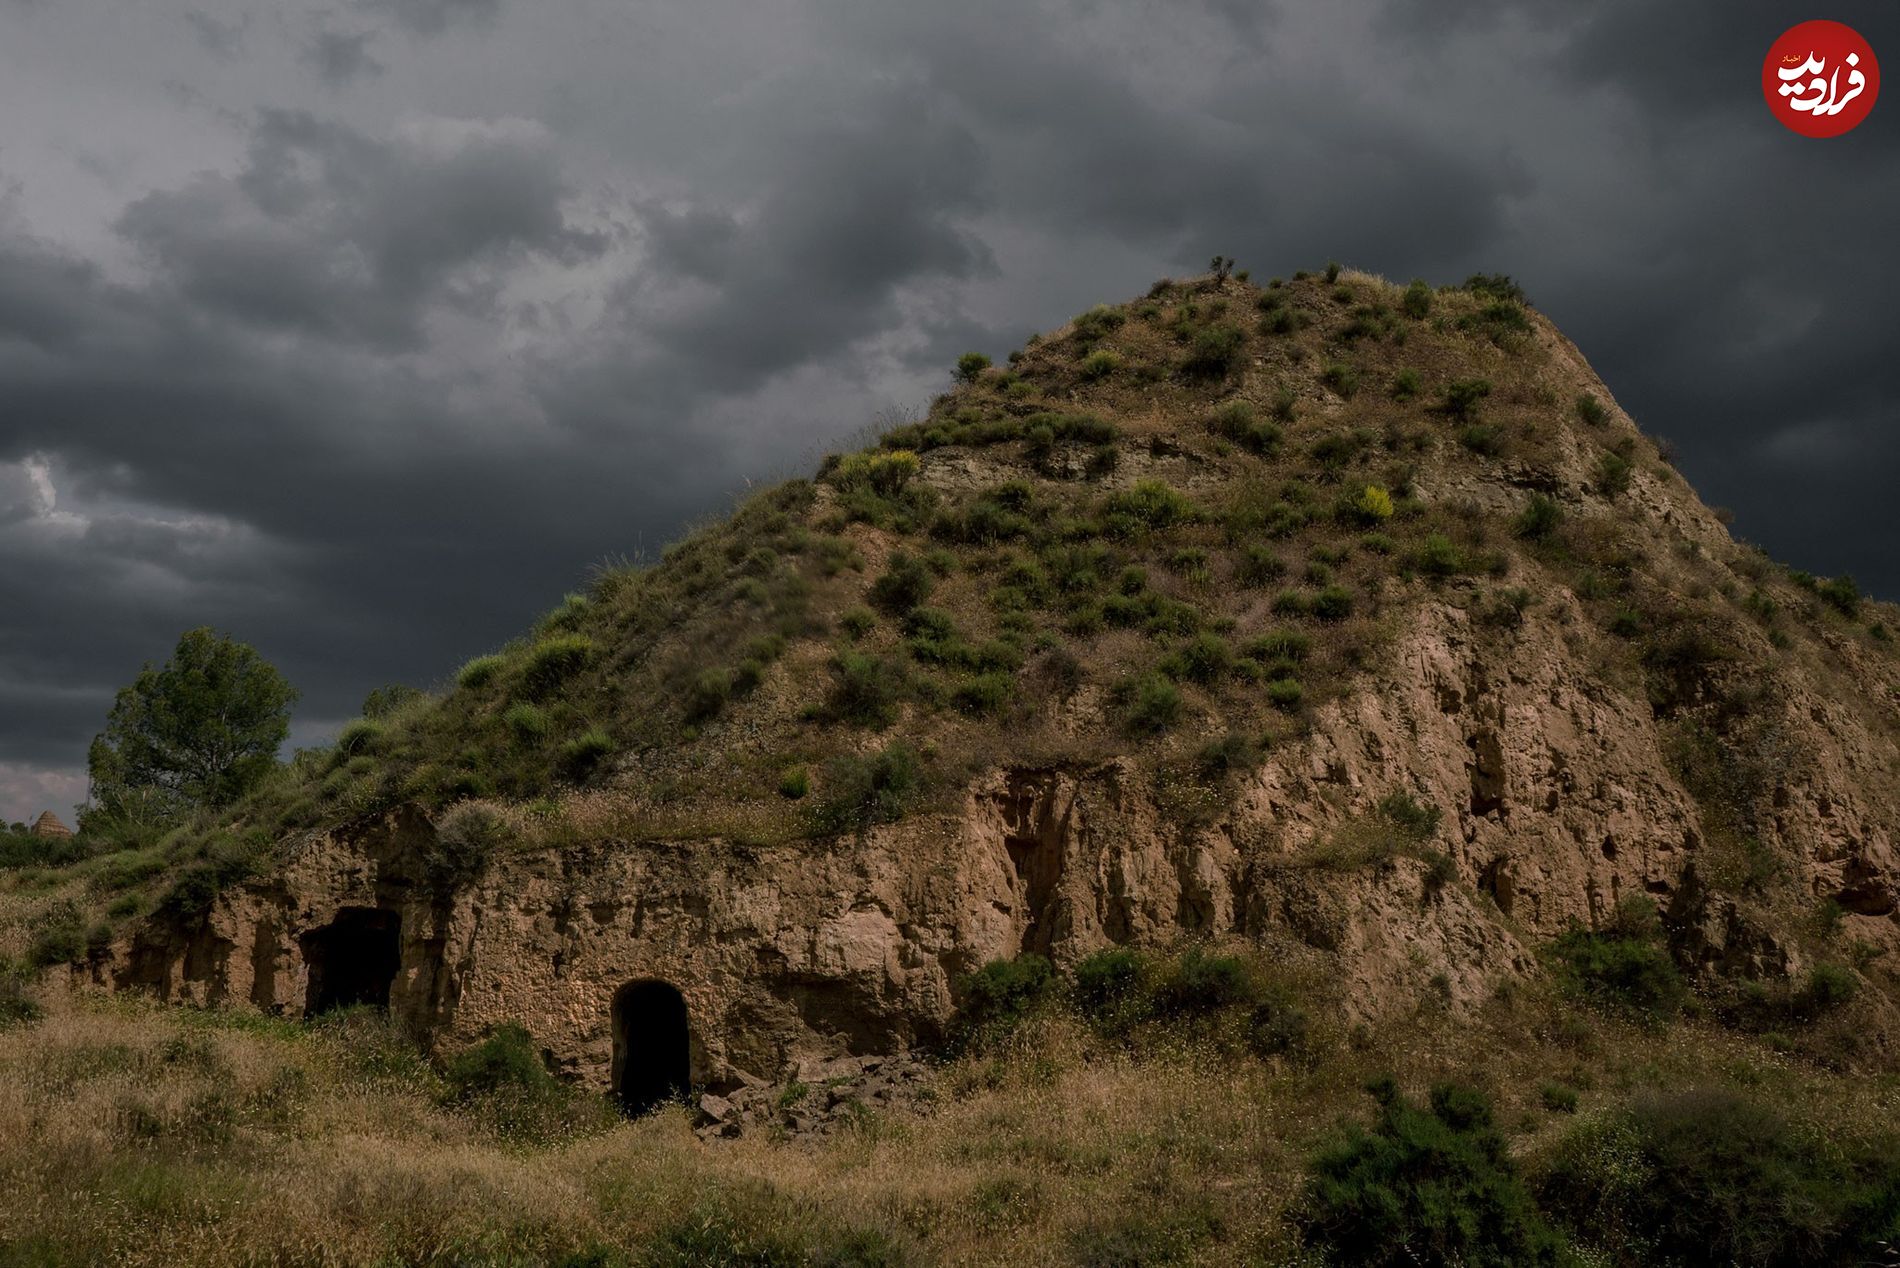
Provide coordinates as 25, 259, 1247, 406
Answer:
2, 0, 1896, 821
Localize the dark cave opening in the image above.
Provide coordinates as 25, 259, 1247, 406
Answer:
611, 979, 691, 1116
302, 907, 401, 1018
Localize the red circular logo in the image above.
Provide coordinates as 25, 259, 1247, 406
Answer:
1764, 21, 1879, 137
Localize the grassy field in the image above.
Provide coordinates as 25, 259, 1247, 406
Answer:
2, 971, 1897, 1266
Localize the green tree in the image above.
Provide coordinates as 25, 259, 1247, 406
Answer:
87, 628, 298, 821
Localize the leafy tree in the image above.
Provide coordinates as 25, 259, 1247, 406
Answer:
87, 627, 298, 821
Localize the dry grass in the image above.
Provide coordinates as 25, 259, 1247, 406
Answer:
2, 979, 1894, 1266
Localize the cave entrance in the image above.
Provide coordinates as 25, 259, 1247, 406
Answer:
302, 907, 401, 1018
611, 979, 690, 1116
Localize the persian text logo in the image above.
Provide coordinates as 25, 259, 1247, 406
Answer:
1763, 20, 1879, 137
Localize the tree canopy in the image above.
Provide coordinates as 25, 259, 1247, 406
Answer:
87, 627, 298, 821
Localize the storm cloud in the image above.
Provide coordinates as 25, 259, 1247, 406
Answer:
1, 0, 1895, 820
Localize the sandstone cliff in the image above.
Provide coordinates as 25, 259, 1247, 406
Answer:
91, 268, 1900, 1097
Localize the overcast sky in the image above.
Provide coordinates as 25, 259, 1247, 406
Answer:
2, 0, 1895, 822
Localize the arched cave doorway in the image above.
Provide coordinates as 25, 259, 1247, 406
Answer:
611, 979, 690, 1116
302, 907, 401, 1018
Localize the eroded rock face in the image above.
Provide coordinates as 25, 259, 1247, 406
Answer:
96, 595, 1900, 1092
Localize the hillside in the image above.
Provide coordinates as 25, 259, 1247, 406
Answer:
4, 262, 1900, 1265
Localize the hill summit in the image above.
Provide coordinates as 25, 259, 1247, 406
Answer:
58, 262, 1900, 1095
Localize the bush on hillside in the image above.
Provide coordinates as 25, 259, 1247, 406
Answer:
1539, 1088, 1900, 1266
1545, 897, 1684, 1019
521, 636, 595, 698
868, 551, 936, 614
1300, 1079, 1566, 1267
813, 743, 923, 833
955, 954, 1056, 1046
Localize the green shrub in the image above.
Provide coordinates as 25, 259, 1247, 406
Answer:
778, 766, 810, 799
1237, 545, 1287, 586
1160, 633, 1234, 684
334, 718, 384, 757
1103, 480, 1195, 534
558, 728, 614, 778
1073, 948, 1146, 1024
1265, 677, 1305, 710
1153, 948, 1255, 1017
1311, 586, 1354, 621
1125, 674, 1184, 733
1539, 1083, 1580, 1114
1596, 450, 1633, 497
1261, 306, 1302, 336
1391, 368, 1422, 401
1540, 1089, 1900, 1267
1080, 349, 1121, 380
869, 551, 936, 614
1208, 400, 1282, 455
1546, 899, 1684, 1019
814, 743, 922, 832
1246, 629, 1310, 662
1575, 393, 1608, 427
828, 653, 908, 728
1514, 494, 1563, 541
1818, 574, 1862, 617
0, 956, 38, 1027
1459, 424, 1504, 456
1377, 791, 1442, 840
833, 448, 921, 497
1465, 273, 1525, 303
1321, 362, 1360, 398
956, 955, 1055, 1044
521, 636, 594, 698
443, 1023, 559, 1102
955, 351, 992, 383
503, 702, 550, 741
686, 668, 732, 722
952, 672, 1015, 716
28, 915, 85, 967
1401, 279, 1433, 319
1300, 1078, 1565, 1267
1324, 260, 1342, 283
1183, 324, 1246, 377
1197, 731, 1259, 775
457, 655, 507, 690
1072, 304, 1127, 345
1462, 300, 1532, 344
1442, 378, 1492, 420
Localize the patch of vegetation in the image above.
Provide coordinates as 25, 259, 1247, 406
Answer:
1122, 673, 1185, 734
1299, 1078, 1566, 1267
827, 652, 910, 728
522, 635, 596, 698
1181, 324, 1246, 378
1208, 400, 1282, 455
1540, 1088, 1900, 1267
1544, 897, 1684, 1020
1401, 279, 1432, 319
955, 954, 1056, 1047
1102, 480, 1196, 536
1514, 494, 1562, 542
813, 743, 923, 833
1441, 378, 1492, 421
